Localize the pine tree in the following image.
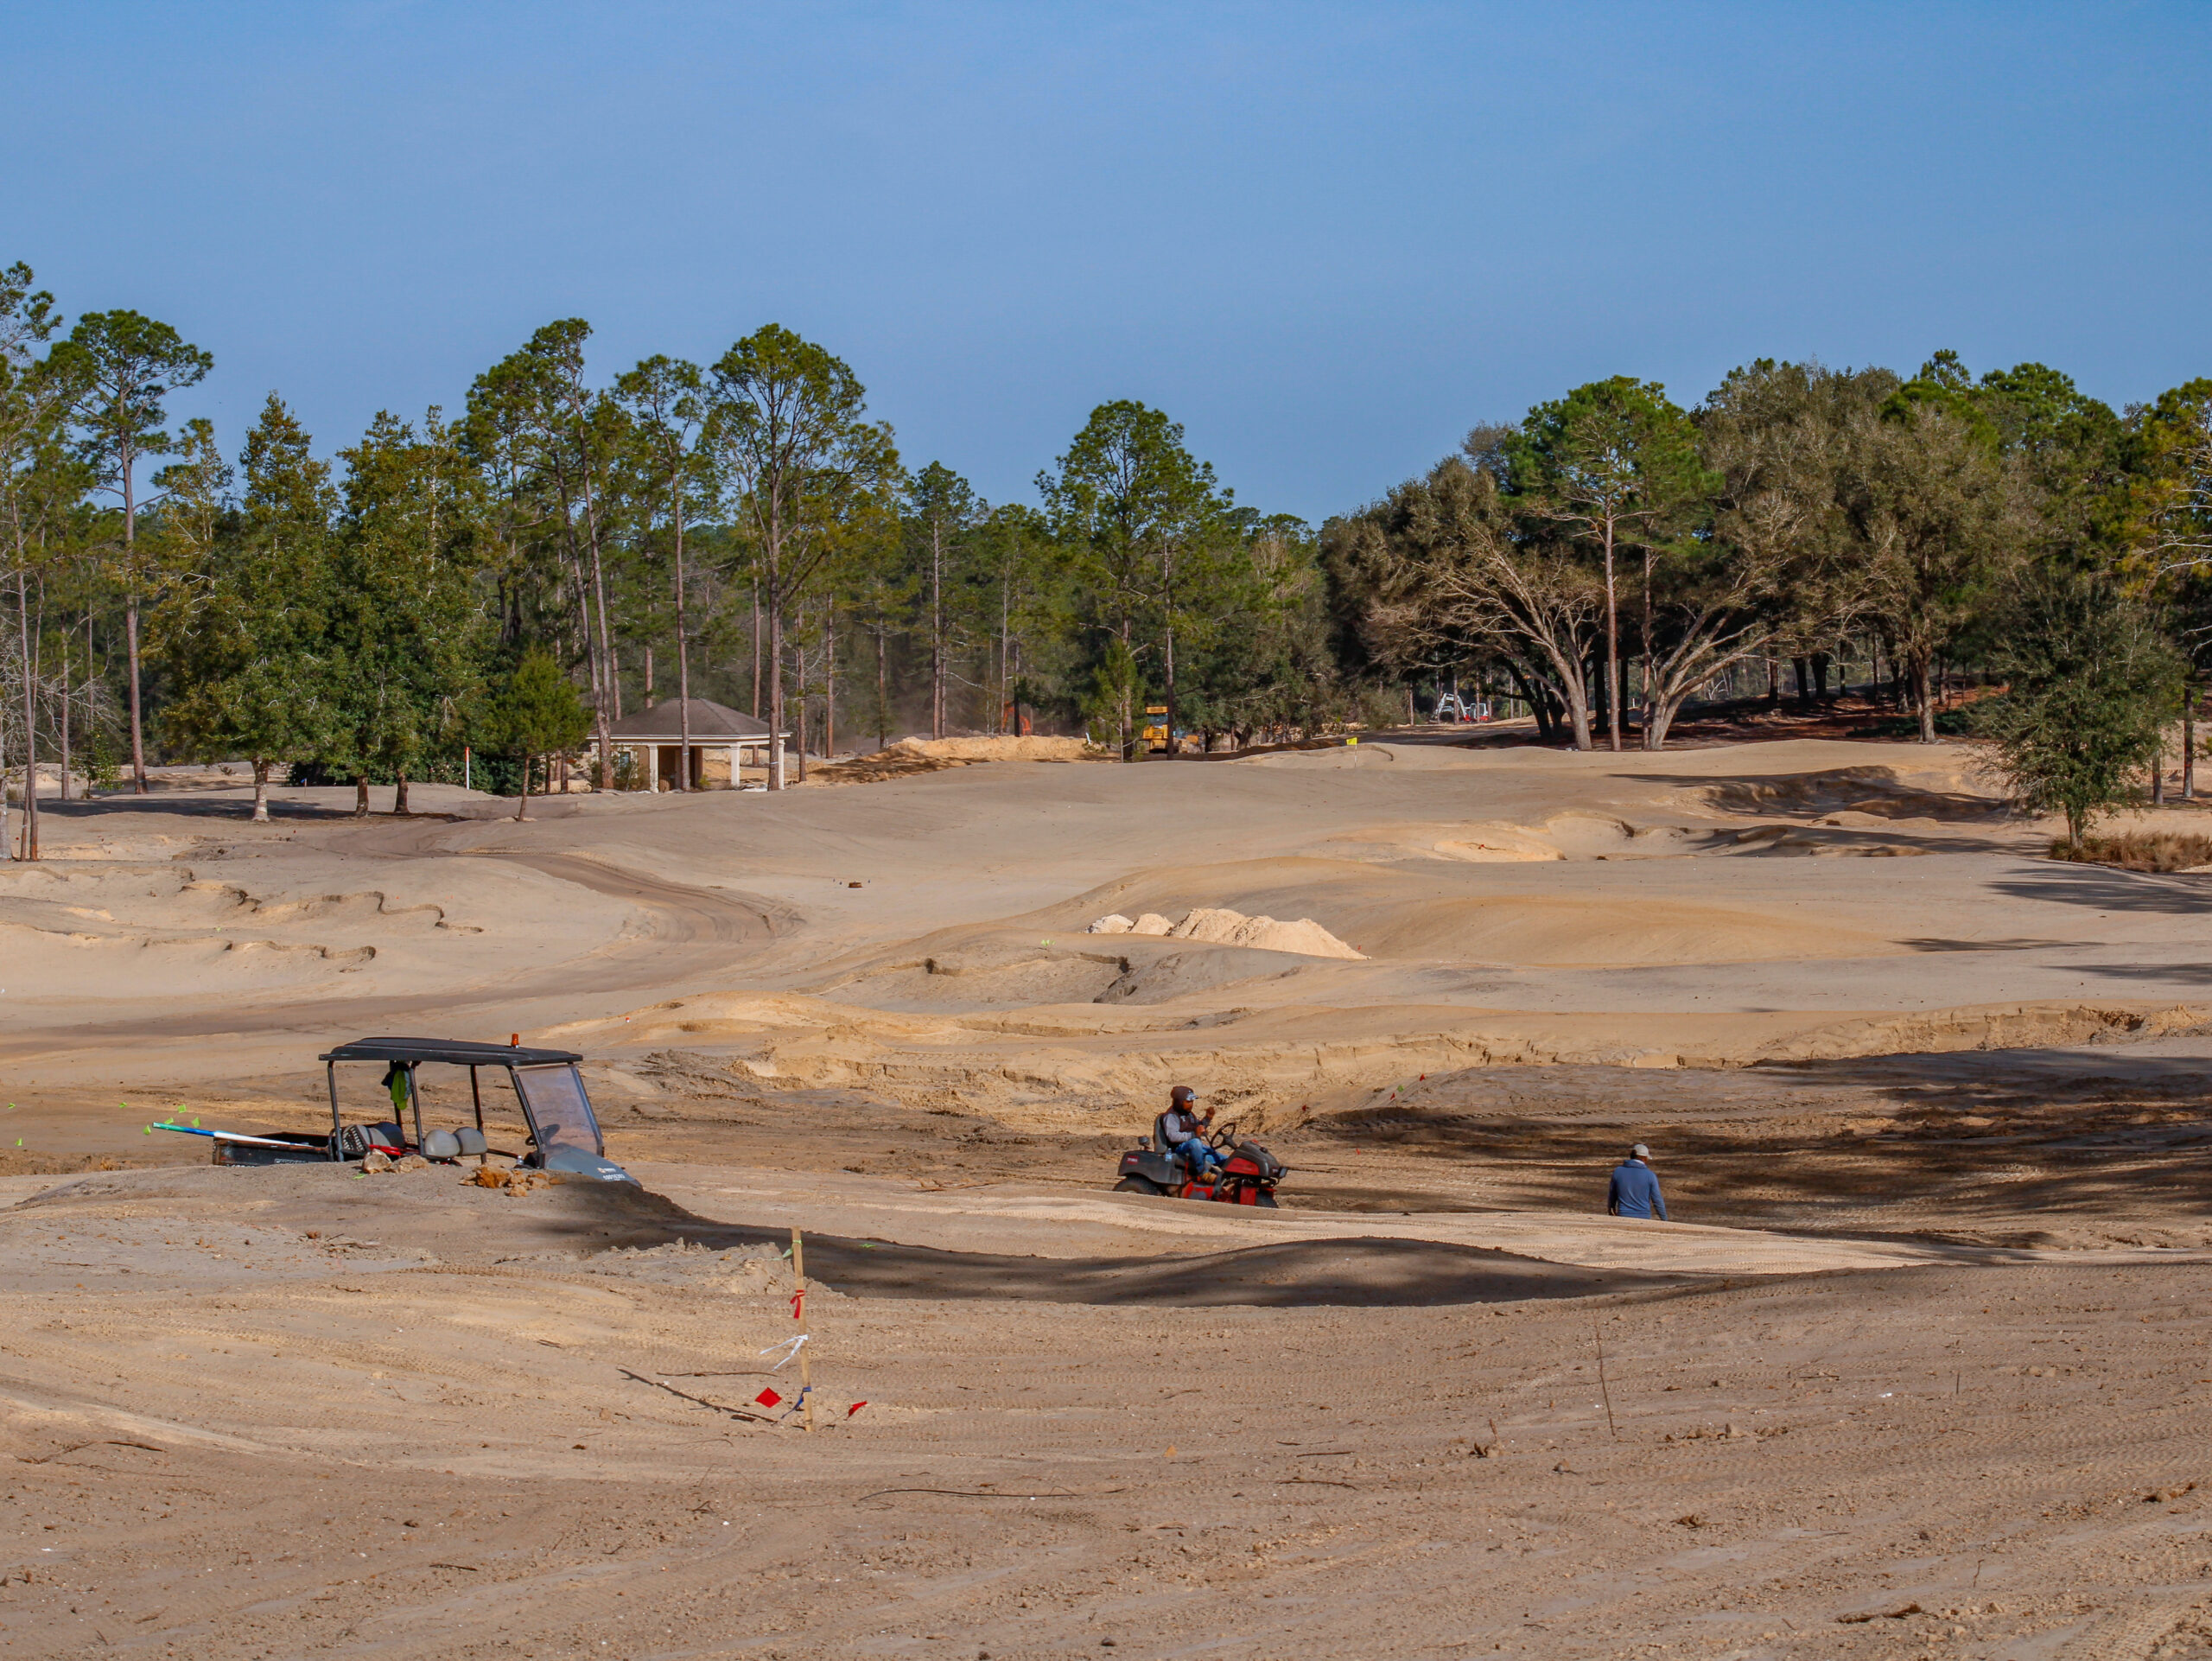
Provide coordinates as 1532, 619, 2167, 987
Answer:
157, 395, 336, 822
54, 309, 213, 792
327, 408, 490, 812
903, 461, 983, 737
706, 325, 899, 789
482, 647, 590, 820
1039, 402, 1235, 756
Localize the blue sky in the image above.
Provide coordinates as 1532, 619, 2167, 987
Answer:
6, 2, 2208, 522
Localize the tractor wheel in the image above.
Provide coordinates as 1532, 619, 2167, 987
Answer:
1114, 1176, 1166, 1196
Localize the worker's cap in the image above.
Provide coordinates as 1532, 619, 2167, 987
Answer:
1169, 1085, 1198, 1104
1630, 1142, 1651, 1159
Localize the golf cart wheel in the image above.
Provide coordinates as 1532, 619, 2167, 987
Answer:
1114, 1176, 1166, 1196
1254, 1190, 1279, 1207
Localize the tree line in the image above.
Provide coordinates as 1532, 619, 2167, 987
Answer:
1325, 355, 2209, 843
3, 253, 2208, 850
0, 263, 1367, 848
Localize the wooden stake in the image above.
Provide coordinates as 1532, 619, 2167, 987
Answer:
2184, 690, 2197, 801
791, 1226, 816, 1432
1593, 1317, 1618, 1440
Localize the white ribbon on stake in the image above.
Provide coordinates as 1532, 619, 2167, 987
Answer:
760, 1333, 810, 1371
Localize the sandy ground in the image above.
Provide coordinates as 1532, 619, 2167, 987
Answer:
3, 733, 2211, 1658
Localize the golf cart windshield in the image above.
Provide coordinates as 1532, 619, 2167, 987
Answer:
512, 1065, 606, 1163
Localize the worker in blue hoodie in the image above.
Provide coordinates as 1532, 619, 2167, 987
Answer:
1607, 1142, 1668, 1220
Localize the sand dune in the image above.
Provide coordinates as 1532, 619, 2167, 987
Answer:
1667, 760, 2009, 822
0, 845, 625, 1010
1355, 893, 1899, 964
1026, 855, 1895, 968
9, 737, 2196, 1104
1351, 811, 1939, 862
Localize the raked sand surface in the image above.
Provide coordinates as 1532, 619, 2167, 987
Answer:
2, 734, 2211, 1658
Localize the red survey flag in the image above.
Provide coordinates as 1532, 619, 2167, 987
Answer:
753, 1387, 783, 1410
848, 1401, 868, 1418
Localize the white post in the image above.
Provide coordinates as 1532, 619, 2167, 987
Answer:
644, 744, 658, 792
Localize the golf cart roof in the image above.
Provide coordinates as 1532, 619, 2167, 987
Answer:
318, 1036, 583, 1068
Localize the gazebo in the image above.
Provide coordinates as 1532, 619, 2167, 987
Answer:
585, 697, 784, 790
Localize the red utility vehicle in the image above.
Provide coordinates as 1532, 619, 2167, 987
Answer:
1113, 1116, 1286, 1206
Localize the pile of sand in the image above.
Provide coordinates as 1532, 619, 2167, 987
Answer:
804, 734, 1101, 786
1089, 906, 1365, 959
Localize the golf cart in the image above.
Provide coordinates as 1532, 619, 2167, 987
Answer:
195, 1036, 634, 1184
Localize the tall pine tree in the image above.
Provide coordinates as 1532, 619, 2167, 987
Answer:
158, 394, 335, 822
327, 408, 490, 812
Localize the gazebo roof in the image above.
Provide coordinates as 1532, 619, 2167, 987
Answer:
599, 698, 780, 742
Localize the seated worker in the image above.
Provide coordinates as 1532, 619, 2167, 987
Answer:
1606, 1142, 1669, 1221
1159, 1085, 1224, 1179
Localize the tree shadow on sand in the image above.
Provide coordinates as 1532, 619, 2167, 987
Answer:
24, 796, 423, 825
1615, 770, 2012, 824
1987, 863, 2212, 918
2069, 962, 2212, 987
496, 1179, 1713, 1308
1317, 1046, 2212, 1243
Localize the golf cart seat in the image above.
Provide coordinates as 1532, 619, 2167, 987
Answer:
421, 1126, 488, 1161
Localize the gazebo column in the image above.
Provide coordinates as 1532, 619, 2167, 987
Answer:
643, 746, 658, 792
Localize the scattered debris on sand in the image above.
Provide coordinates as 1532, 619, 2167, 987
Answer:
467, 1164, 557, 1193
1090, 906, 1364, 959
891, 735, 1099, 762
